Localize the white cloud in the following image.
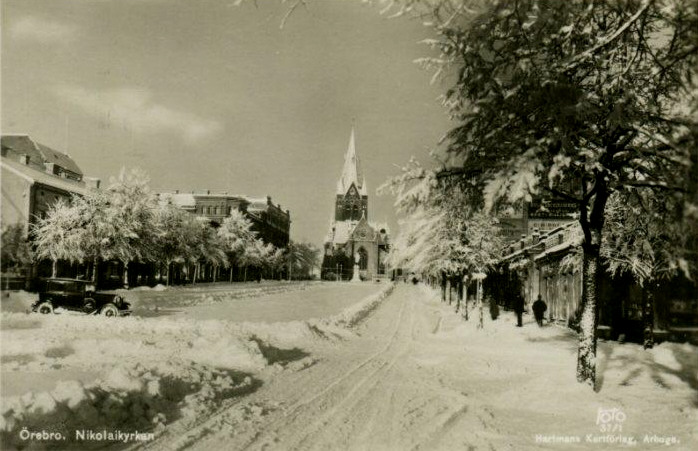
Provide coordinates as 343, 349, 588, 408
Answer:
54, 85, 223, 143
10, 16, 77, 43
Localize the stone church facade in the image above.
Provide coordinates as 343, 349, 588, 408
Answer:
322, 128, 389, 281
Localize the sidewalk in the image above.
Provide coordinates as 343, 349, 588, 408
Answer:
421, 285, 698, 449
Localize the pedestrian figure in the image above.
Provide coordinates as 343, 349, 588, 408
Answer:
532, 294, 547, 327
513, 293, 525, 327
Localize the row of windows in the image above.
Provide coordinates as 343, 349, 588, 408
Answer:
199, 206, 233, 215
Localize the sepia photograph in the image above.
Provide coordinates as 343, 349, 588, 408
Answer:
1, 0, 697, 450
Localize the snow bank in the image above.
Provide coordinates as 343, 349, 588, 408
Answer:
236, 282, 395, 346
0, 282, 396, 446
1, 362, 258, 449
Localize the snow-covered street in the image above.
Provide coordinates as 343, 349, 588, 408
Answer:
142, 284, 697, 451
2, 282, 697, 450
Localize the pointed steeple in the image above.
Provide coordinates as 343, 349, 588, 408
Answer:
336, 127, 364, 195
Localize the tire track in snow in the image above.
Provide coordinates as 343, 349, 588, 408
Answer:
289, 293, 417, 450
245, 287, 414, 450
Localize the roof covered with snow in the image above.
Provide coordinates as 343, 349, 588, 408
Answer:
159, 193, 197, 209
1, 156, 88, 195
1, 135, 83, 176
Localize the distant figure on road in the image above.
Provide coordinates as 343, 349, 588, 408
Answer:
532, 295, 547, 327
513, 294, 525, 327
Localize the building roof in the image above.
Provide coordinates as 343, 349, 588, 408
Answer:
245, 197, 269, 212
336, 127, 367, 196
159, 192, 197, 209
1, 156, 88, 196
35, 142, 83, 175
1, 135, 83, 176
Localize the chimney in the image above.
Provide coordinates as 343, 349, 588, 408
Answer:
174, 189, 179, 194
267, 195, 272, 204
44, 162, 56, 174
20, 154, 30, 165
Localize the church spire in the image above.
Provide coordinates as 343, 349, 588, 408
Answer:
336, 126, 365, 195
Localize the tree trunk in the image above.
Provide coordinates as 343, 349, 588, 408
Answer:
576, 244, 601, 387
230, 266, 234, 283
642, 284, 655, 349
123, 262, 129, 289
52, 259, 58, 278
455, 278, 461, 313
478, 279, 484, 329
92, 259, 98, 284
440, 273, 447, 302
576, 175, 609, 388
448, 278, 452, 305
244, 266, 248, 282
464, 281, 469, 321
457, 277, 464, 312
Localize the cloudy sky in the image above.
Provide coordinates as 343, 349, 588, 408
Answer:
1, 0, 452, 245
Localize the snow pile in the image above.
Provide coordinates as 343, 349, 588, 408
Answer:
0, 282, 395, 447
236, 282, 395, 346
1, 362, 258, 449
321, 281, 395, 328
1, 313, 268, 374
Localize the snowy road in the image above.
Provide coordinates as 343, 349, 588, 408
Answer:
2, 283, 696, 450
137, 282, 386, 322
140, 283, 698, 451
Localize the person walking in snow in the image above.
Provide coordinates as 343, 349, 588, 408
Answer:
513, 293, 525, 327
532, 295, 547, 327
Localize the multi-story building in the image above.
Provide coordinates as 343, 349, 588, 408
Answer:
1, 134, 100, 283
498, 196, 578, 243
493, 223, 698, 344
158, 191, 291, 249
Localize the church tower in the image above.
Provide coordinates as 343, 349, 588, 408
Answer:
334, 127, 368, 221
323, 127, 390, 281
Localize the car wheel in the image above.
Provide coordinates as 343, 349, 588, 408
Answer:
36, 301, 53, 314
100, 303, 119, 317
83, 298, 97, 314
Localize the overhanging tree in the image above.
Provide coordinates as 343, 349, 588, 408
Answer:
411, 0, 697, 387
602, 189, 696, 348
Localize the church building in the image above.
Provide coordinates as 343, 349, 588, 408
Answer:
322, 128, 389, 281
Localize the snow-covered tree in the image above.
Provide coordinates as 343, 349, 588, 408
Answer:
384, 160, 503, 326
286, 241, 320, 280
238, 238, 274, 282
404, 0, 697, 388
31, 200, 85, 277
217, 210, 258, 281
188, 217, 228, 284
153, 202, 196, 285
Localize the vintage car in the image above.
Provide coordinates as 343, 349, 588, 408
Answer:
32, 278, 131, 316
